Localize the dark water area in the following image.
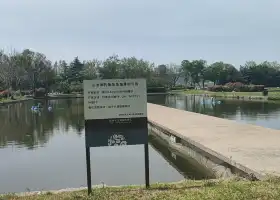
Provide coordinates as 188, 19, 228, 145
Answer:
1, 95, 280, 193
149, 135, 213, 180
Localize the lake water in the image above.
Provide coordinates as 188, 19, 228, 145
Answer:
1, 95, 280, 193
149, 94, 280, 130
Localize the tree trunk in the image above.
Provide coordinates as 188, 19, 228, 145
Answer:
32, 72, 36, 97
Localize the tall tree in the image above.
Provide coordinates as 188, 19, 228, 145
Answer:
120, 57, 153, 79
206, 62, 241, 85
240, 61, 280, 86
83, 59, 101, 80
181, 59, 206, 87
98, 54, 121, 79
69, 57, 84, 83
59, 60, 70, 82
165, 63, 182, 88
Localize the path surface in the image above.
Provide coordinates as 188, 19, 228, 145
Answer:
148, 103, 280, 177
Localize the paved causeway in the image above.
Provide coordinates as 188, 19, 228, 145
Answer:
148, 103, 280, 178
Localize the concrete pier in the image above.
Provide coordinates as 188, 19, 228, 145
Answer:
147, 103, 280, 180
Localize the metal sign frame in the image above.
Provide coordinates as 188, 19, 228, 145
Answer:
83, 79, 150, 195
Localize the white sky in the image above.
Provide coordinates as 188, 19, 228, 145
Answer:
0, 0, 280, 67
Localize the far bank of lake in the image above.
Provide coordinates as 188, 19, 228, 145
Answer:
171, 89, 280, 101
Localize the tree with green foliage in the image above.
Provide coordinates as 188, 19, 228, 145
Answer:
120, 56, 153, 79
98, 54, 121, 79
240, 61, 280, 87
68, 57, 84, 83
1, 47, 280, 97
0, 49, 55, 96
203, 62, 241, 85
59, 60, 70, 82
181, 59, 206, 87
83, 59, 101, 80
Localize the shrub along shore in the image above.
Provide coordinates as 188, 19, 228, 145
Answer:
2, 179, 280, 200
171, 83, 280, 101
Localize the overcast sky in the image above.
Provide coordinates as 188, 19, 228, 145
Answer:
0, 0, 279, 67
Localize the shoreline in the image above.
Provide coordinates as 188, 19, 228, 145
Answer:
0, 93, 170, 105
169, 90, 280, 102
0, 98, 33, 105
0, 91, 278, 106
170, 92, 269, 101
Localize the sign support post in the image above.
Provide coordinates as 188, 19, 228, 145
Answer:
144, 143, 150, 188
83, 79, 149, 195
86, 147, 92, 195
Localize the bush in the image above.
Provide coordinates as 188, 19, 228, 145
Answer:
263, 89, 268, 96
207, 85, 224, 92
251, 85, 265, 92
0, 90, 11, 98
208, 82, 265, 92
225, 82, 245, 92
57, 82, 70, 94
20, 90, 32, 96
147, 79, 165, 88
170, 85, 186, 90
14, 90, 21, 96
34, 88, 46, 97
186, 86, 195, 90
70, 83, 83, 93
147, 87, 167, 93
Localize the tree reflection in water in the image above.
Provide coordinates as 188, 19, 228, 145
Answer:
1, 95, 280, 149
0, 99, 84, 149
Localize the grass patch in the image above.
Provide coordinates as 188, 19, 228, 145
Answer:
183, 89, 262, 96
2, 180, 280, 200
0, 96, 26, 103
268, 87, 280, 92
268, 92, 280, 100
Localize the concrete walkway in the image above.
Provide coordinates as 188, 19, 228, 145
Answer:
148, 103, 280, 178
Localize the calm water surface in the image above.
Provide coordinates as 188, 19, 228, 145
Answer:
0, 97, 212, 193
149, 94, 280, 130
1, 95, 280, 193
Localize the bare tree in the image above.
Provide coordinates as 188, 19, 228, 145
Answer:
166, 63, 183, 88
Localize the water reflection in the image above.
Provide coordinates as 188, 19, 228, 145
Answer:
1, 95, 280, 150
1, 96, 280, 193
152, 94, 280, 130
0, 99, 84, 149
149, 135, 214, 180
1, 98, 189, 193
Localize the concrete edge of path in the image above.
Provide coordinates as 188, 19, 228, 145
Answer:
147, 119, 265, 181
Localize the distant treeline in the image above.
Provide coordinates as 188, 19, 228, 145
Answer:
0, 49, 279, 95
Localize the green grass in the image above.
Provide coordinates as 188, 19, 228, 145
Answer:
171, 89, 280, 100
268, 87, 280, 92
2, 179, 280, 200
0, 96, 27, 103
184, 90, 262, 96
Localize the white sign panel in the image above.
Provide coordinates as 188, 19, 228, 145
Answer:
84, 79, 147, 120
